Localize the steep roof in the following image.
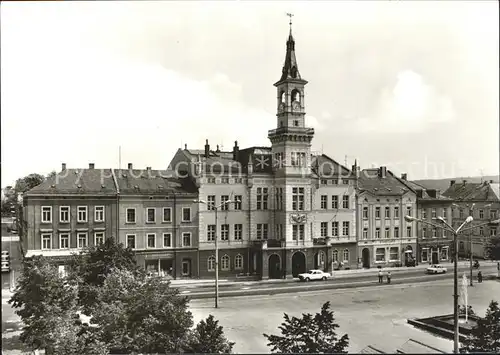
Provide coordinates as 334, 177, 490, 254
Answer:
25, 168, 117, 196
400, 180, 452, 202
114, 169, 197, 195
358, 168, 414, 196
443, 181, 500, 202
311, 154, 353, 178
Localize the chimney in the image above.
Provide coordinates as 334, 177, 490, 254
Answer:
450, 180, 456, 187
490, 180, 494, 184
462, 180, 467, 185
61, 163, 67, 171
184, 144, 187, 150
204, 139, 210, 158
401, 173, 407, 181
233, 140, 239, 161
216, 144, 220, 153
379, 166, 387, 178
435, 189, 441, 197
89, 163, 95, 169
146, 167, 151, 171
128, 163, 133, 170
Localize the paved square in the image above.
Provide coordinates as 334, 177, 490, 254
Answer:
189, 279, 500, 353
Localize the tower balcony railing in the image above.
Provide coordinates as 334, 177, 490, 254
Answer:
268, 127, 315, 137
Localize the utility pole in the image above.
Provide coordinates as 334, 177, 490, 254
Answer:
468, 203, 475, 286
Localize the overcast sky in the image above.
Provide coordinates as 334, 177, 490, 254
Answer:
1, 1, 498, 187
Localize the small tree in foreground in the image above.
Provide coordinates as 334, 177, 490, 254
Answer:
263, 301, 349, 354
184, 315, 235, 354
460, 300, 500, 354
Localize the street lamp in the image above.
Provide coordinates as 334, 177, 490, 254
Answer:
194, 198, 235, 308
404, 214, 500, 354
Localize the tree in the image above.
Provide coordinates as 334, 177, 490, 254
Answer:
460, 300, 500, 353
67, 237, 139, 315
90, 269, 194, 354
263, 301, 349, 354
184, 315, 235, 354
485, 236, 500, 261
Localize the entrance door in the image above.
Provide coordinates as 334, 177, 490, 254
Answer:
268, 254, 281, 279
291, 252, 306, 277
362, 248, 370, 268
181, 259, 191, 277
432, 251, 439, 264
160, 259, 173, 277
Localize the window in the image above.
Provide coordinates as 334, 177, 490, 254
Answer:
77, 206, 88, 223
362, 228, 368, 239
406, 226, 412, 238
363, 207, 368, 219
207, 225, 216, 242
41, 206, 52, 223
234, 224, 243, 240
257, 188, 269, 210
293, 120, 299, 127
221, 177, 229, 184
276, 188, 284, 210
459, 209, 464, 219
431, 208, 437, 218
321, 179, 327, 185
147, 233, 156, 248
342, 196, 349, 209
342, 179, 349, 185
331, 195, 338, 209
292, 187, 305, 211
423, 228, 428, 238
320, 222, 328, 237
291, 152, 298, 166
479, 227, 484, 236
491, 228, 498, 237
95, 206, 105, 222
257, 224, 268, 240
432, 228, 437, 238
394, 207, 399, 219
94, 232, 104, 246
421, 248, 429, 263
221, 224, 229, 241
235, 178, 243, 184
375, 228, 381, 239
389, 247, 399, 261
221, 195, 230, 211
163, 233, 171, 248
77, 232, 88, 248
59, 233, 69, 249
207, 177, 216, 184
235, 254, 243, 269
422, 209, 427, 219
441, 247, 449, 260
385, 207, 390, 218
332, 250, 338, 262
459, 241, 465, 251
146, 208, 155, 223
276, 224, 284, 239
208, 256, 216, 271
343, 249, 349, 262
162, 208, 172, 222
490, 210, 498, 219
182, 232, 191, 247
318, 251, 325, 265
385, 227, 390, 238
443, 208, 448, 219
292, 225, 305, 240
182, 208, 191, 222
234, 195, 242, 210
207, 195, 216, 210
332, 179, 338, 185
375, 207, 381, 219
126, 208, 136, 223
321, 195, 327, 209
299, 224, 305, 240
221, 255, 230, 271
342, 221, 350, 236
41, 233, 52, 250
127, 234, 136, 249
406, 206, 412, 218
331, 222, 339, 237
59, 206, 70, 223
375, 248, 386, 262
394, 227, 399, 238
479, 209, 484, 219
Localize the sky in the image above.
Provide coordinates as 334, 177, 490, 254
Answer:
1, 1, 499, 187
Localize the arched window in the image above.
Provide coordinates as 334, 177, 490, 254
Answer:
343, 249, 349, 262
291, 89, 301, 103
208, 256, 215, 272
235, 254, 243, 270
221, 255, 230, 271
332, 250, 338, 262
279, 90, 285, 103
318, 251, 325, 265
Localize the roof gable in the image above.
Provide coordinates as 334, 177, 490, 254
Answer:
312, 154, 352, 178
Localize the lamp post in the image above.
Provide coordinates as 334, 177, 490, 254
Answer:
405, 214, 500, 354
194, 198, 235, 308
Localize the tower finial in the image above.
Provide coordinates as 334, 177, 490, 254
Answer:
286, 12, 294, 33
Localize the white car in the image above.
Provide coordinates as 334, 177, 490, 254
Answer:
426, 265, 447, 274
297, 269, 331, 282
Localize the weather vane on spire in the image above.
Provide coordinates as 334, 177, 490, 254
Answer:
286, 12, 294, 30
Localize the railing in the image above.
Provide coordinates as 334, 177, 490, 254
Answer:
268, 127, 315, 136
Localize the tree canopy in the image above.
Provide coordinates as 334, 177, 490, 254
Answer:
460, 300, 500, 353
263, 301, 349, 354
184, 315, 235, 354
485, 236, 500, 261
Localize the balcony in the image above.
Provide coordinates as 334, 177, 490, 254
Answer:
268, 127, 315, 137
313, 237, 327, 246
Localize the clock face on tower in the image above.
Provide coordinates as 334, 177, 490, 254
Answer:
278, 102, 285, 113
292, 101, 301, 111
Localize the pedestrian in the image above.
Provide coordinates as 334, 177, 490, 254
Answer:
478, 271, 483, 283
378, 269, 383, 284
387, 271, 391, 284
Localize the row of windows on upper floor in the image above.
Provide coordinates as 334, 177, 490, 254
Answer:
41, 206, 105, 224
203, 177, 353, 185
362, 206, 411, 220
452, 208, 498, 220
361, 226, 414, 240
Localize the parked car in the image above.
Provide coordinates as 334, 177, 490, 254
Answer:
297, 269, 331, 282
426, 264, 447, 274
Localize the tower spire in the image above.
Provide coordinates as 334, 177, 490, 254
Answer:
275, 13, 305, 85
287, 12, 294, 35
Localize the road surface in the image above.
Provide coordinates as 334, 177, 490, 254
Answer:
189, 278, 500, 354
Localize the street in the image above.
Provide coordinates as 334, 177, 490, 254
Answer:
189, 279, 500, 354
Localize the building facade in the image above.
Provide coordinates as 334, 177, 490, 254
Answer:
356, 167, 418, 268
443, 180, 500, 258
